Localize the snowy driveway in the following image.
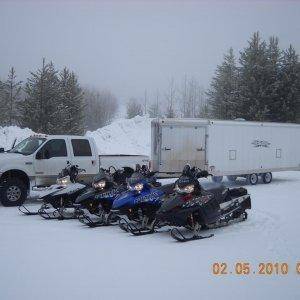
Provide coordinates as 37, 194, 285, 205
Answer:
0, 172, 299, 300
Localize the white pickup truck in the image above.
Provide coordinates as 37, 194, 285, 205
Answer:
0, 135, 149, 206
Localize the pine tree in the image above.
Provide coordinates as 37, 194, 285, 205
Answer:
19, 58, 60, 133
238, 32, 270, 121
0, 79, 7, 125
58, 68, 85, 134
207, 48, 239, 119
277, 45, 300, 122
264, 36, 282, 121
0, 67, 22, 126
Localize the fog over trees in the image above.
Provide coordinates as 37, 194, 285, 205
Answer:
0, 32, 299, 133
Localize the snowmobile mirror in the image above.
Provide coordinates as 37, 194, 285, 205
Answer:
182, 165, 191, 175
0, 148, 4, 153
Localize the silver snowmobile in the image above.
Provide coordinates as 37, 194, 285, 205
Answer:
19, 163, 87, 219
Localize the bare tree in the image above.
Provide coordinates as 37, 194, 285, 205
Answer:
84, 88, 118, 130
178, 76, 208, 118
164, 78, 176, 118
148, 89, 161, 118
127, 97, 143, 119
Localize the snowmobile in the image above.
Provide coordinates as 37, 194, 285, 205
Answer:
111, 165, 175, 235
19, 163, 87, 220
155, 165, 251, 242
75, 166, 134, 227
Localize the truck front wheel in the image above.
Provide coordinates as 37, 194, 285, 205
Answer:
0, 178, 27, 207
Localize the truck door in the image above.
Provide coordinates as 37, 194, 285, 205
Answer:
70, 138, 98, 182
160, 125, 206, 172
34, 139, 69, 186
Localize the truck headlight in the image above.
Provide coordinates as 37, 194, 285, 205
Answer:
57, 176, 70, 186
93, 180, 106, 190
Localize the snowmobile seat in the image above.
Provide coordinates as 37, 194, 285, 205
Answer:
202, 185, 228, 202
228, 187, 248, 197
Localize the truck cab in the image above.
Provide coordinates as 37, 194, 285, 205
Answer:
0, 135, 99, 206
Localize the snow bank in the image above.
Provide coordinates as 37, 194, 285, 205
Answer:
86, 115, 152, 155
0, 116, 152, 155
0, 126, 35, 150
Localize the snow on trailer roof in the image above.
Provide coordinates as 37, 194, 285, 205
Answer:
152, 118, 300, 128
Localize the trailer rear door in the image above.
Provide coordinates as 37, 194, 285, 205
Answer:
160, 125, 206, 172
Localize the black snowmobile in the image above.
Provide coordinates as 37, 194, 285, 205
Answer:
74, 166, 134, 227
19, 163, 87, 220
156, 165, 251, 242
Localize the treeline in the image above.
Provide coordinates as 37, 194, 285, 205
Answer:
208, 32, 300, 123
1, 32, 299, 133
126, 76, 209, 119
127, 32, 300, 123
0, 59, 119, 134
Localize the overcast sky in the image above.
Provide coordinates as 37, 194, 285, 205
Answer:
0, 0, 299, 103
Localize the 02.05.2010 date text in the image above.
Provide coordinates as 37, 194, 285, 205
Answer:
212, 262, 300, 275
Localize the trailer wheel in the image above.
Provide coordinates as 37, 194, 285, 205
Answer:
0, 178, 27, 207
248, 173, 258, 185
262, 172, 272, 184
212, 176, 223, 183
227, 175, 237, 182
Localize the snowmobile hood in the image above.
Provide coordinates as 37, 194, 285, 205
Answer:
157, 194, 184, 215
39, 182, 86, 200
111, 190, 136, 210
75, 187, 96, 204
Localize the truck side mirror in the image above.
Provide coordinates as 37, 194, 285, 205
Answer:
197, 170, 209, 178
0, 148, 4, 153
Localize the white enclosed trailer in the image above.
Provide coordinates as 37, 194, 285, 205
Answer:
151, 118, 300, 184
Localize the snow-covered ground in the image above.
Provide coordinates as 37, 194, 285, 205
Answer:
0, 115, 152, 155
0, 171, 299, 300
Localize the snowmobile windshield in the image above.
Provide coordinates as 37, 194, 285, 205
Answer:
127, 172, 145, 186
93, 171, 108, 183
9, 137, 46, 155
175, 176, 196, 194
93, 172, 109, 190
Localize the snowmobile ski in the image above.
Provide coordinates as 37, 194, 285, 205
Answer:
127, 221, 155, 236
18, 205, 39, 215
170, 227, 214, 242
38, 205, 61, 220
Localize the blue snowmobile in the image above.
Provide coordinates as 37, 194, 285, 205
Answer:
111, 165, 175, 235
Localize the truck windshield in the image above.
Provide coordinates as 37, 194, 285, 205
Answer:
9, 137, 46, 155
